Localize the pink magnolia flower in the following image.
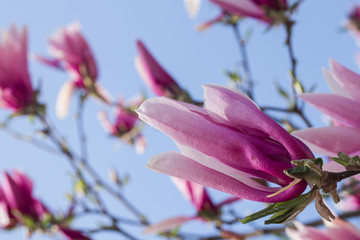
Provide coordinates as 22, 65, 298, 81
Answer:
0, 25, 35, 113
0, 170, 47, 229
135, 40, 183, 99
293, 59, 360, 157
98, 95, 146, 154
58, 226, 90, 240
137, 85, 313, 203
210, 0, 287, 22
37, 22, 111, 118
144, 177, 239, 234
286, 218, 360, 240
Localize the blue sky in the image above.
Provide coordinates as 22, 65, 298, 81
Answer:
0, 0, 359, 239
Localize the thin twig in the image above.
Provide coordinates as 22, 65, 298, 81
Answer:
231, 22, 254, 100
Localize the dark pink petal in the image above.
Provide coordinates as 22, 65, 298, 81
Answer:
210, 0, 265, 20
59, 226, 90, 240
293, 127, 360, 157
135, 40, 180, 97
299, 93, 360, 127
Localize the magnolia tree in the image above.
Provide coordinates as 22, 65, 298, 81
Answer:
1, 0, 360, 240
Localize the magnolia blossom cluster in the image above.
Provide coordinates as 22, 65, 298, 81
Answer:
293, 59, 360, 157
0, 170, 88, 240
37, 22, 111, 118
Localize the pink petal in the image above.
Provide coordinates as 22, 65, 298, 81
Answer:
210, 0, 265, 20
203, 84, 313, 161
94, 83, 113, 104
299, 93, 360, 127
97, 111, 116, 135
330, 59, 360, 102
176, 142, 282, 191
56, 81, 74, 119
322, 68, 349, 98
293, 127, 360, 157
325, 218, 360, 239
135, 40, 179, 97
286, 221, 330, 240
184, 0, 201, 19
143, 216, 194, 234
147, 151, 306, 202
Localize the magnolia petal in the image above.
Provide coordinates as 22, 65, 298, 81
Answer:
147, 151, 306, 202
184, 0, 201, 19
210, 0, 265, 19
171, 177, 194, 204
322, 160, 346, 173
325, 218, 360, 239
293, 127, 360, 157
285, 221, 330, 240
56, 81, 74, 119
135, 40, 178, 97
97, 111, 116, 135
330, 59, 360, 102
143, 216, 194, 234
299, 93, 360, 128
323, 68, 349, 98
203, 84, 313, 161
176, 143, 283, 191
94, 83, 113, 104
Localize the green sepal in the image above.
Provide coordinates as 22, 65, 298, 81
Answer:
240, 187, 317, 225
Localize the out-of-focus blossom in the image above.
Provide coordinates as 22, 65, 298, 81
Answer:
209, 0, 287, 23
348, 6, 360, 34
184, 0, 201, 19
0, 170, 47, 229
137, 85, 313, 203
286, 218, 360, 240
293, 59, 360, 157
135, 40, 186, 100
37, 22, 111, 118
172, 177, 216, 213
0, 25, 36, 113
58, 226, 90, 240
98, 95, 145, 154
144, 177, 239, 234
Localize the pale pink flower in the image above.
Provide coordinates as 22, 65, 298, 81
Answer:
135, 40, 183, 99
98, 95, 145, 153
286, 218, 360, 240
137, 85, 313, 203
0, 25, 35, 113
37, 22, 111, 118
293, 59, 360, 157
